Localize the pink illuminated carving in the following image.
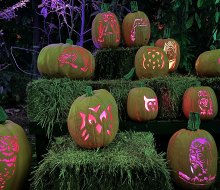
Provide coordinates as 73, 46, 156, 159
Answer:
97, 13, 120, 43
218, 58, 220, 64
198, 90, 213, 116
0, 136, 19, 190
58, 47, 93, 73
178, 138, 216, 185
142, 49, 165, 70
130, 18, 148, 42
79, 105, 113, 141
144, 96, 158, 112
163, 41, 177, 70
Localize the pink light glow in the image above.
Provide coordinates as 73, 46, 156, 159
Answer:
218, 58, 220, 64
0, 136, 19, 190
78, 105, 113, 141
130, 18, 148, 42
178, 138, 216, 185
198, 90, 213, 116
144, 96, 158, 112
97, 13, 120, 43
142, 49, 165, 70
58, 47, 93, 73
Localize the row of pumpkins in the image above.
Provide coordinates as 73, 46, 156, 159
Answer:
37, 39, 220, 80
0, 85, 218, 190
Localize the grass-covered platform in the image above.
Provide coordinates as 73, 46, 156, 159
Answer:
26, 74, 220, 137
31, 132, 173, 190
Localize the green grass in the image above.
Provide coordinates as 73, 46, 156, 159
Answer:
30, 131, 173, 190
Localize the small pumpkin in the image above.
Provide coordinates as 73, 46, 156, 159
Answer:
37, 39, 95, 79
167, 112, 218, 190
92, 4, 120, 49
182, 86, 218, 120
122, 1, 150, 47
0, 107, 32, 190
135, 46, 169, 79
155, 38, 180, 72
195, 49, 220, 77
127, 86, 158, 121
67, 86, 119, 148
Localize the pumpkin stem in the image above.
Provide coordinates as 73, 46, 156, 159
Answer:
123, 67, 135, 80
85, 86, 93, 97
187, 112, 201, 131
139, 81, 145, 87
66, 39, 73, 45
101, 3, 110, 12
0, 106, 8, 124
130, 1, 138, 12
163, 27, 171, 38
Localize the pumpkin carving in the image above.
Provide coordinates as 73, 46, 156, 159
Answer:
195, 49, 220, 77
155, 38, 180, 72
167, 112, 218, 190
0, 107, 32, 190
122, 1, 150, 47
135, 46, 169, 79
37, 39, 95, 79
182, 86, 218, 120
92, 4, 120, 49
127, 87, 158, 121
67, 86, 119, 148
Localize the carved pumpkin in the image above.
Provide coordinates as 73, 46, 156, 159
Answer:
195, 49, 220, 77
67, 86, 119, 148
37, 40, 95, 79
122, 1, 150, 47
167, 112, 218, 190
155, 38, 180, 72
135, 46, 169, 79
182, 86, 218, 120
0, 107, 31, 190
92, 11, 120, 49
127, 87, 158, 121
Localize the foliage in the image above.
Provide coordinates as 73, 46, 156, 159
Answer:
31, 132, 173, 190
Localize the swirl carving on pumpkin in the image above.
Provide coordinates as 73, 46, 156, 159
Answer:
144, 96, 158, 112
0, 136, 19, 190
97, 13, 120, 43
79, 105, 113, 141
198, 90, 213, 116
178, 138, 216, 185
142, 49, 165, 70
130, 18, 148, 42
58, 47, 93, 73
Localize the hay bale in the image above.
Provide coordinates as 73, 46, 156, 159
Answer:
30, 132, 173, 190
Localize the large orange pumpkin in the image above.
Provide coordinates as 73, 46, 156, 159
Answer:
0, 107, 32, 190
135, 46, 169, 79
127, 87, 158, 121
155, 38, 180, 72
122, 1, 150, 47
67, 86, 119, 149
37, 39, 95, 79
182, 86, 218, 120
195, 49, 220, 77
167, 112, 218, 190
92, 7, 120, 49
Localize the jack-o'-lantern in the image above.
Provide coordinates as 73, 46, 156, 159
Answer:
67, 86, 119, 148
167, 112, 218, 190
182, 86, 218, 120
92, 3, 120, 49
195, 49, 220, 77
155, 38, 180, 72
37, 39, 95, 79
135, 46, 169, 79
0, 107, 31, 190
122, 1, 150, 47
127, 87, 158, 121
